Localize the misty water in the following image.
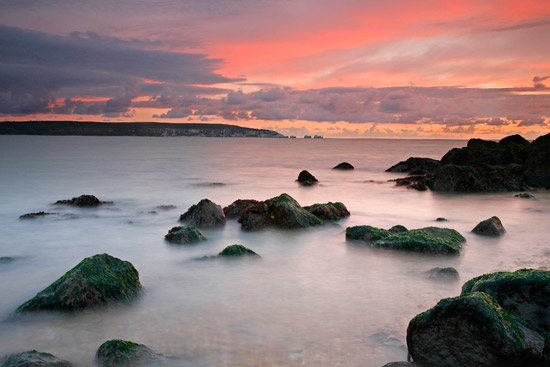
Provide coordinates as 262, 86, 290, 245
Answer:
1, 136, 549, 366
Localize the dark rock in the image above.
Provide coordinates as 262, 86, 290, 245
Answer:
472, 216, 506, 236
333, 162, 354, 170
391, 175, 428, 191
95, 339, 163, 367
386, 157, 441, 174
381, 363, 415, 367
436, 217, 448, 222
515, 193, 534, 198
296, 170, 318, 186
407, 292, 545, 367
147, 211, 157, 214
372, 227, 465, 254
525, 133, 550, 187
0, 256, 15, 264
179, 199, 226, 228
55, 194, 106, 207
426, 164, 527, 192
461, 269, 550, 333
389, 225, 408, 234
164, 226, 206, 244
239, 202, 271, 231
16, 253, 142, 312
218, 244, 260, 257
19, 211, 57, 219
0, 350, 73, 367
544, 334, 550, 365
155, 205, 177, 210
190, 182, 226, 187
303, 202, 350, 221
223, 199, 260, 219
441, 137, 530, 166
499, 134, 530, 146
426, 267, 460, 281
265, 194, 322, 229
345, 225, 392, 242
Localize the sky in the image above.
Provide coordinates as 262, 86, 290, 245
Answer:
1, 0, 549, 139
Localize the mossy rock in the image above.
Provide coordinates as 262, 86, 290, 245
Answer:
179, 199, 226, 228
0, 350, 73, 367
218, 244, 260, 257
388, 225, 408, 234
265, 193, 322, 229
472, 216, 506, 236
345, 225, 391, 242
303, 202, 350, 221
372, 227, 465, 254
16, 254, 142, 312
95, 339, 163, 367
164, 226, 206, 244
426, 267, 460, 281
223, 199, 259, 219
462, 269, 550, 333
407, 292, 545, 367
55, 194, 105, 207
238, 202, 271, 231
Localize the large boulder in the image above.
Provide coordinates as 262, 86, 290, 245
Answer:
164, 226, 206, 244
407, 292, 545, 367
179, 199, 226, 228
441, 136, 530, 166
525, 132, 550, 187
265, 194, 323, 229
95, 339, 163, 367
218, 244, 260, 257
0, 350, 73, 367
223, 199, 260, 219
461, 269, 550, 333
296, 170, 318, 186
472, 216, 506, 236
238, 202, 272, 231
303, 202, 350, 221
55, 194, 106, 207
333, 162, 354, 170
386, 157, 441, 174
16, 254, 142, 312
372, 227, 465, 255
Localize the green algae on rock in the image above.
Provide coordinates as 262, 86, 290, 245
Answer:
218, 244, 260, 257
95, 339, 164, 367
372, 227, 465, 254
303, 202, 350, 221
0, 350, 74, 367
16, 254, 142, 312
462, 269, 550, 333
407, 292, 545, 367
345, 225, 392, 242
164, 225, 206, 244
179, 198, 226, 228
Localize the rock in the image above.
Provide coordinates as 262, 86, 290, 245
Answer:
426, 164, 527, 192
441, 137, 530, 166
461, 269, 550, 333
55, 194, 106, 207
499, 134, 530, 147
407, 292, 545, 367
0, 257, 15, 264
472, 216, 506, 236
95, 339, 163, 367
345, 225, 406, 241
386, 157, 441, 174
296, 170, 318, 186
0, 350, 73, 367
223, 199, 260, 219
238, 202, 271, 231
265, 194, 323, 229
525, 132, 550, 187
389, 225, 408, 234
218, 244, 260, 257
179, 199, 226, 228
381, 363, 415, 367
515, 193, 534, 198
19, 211, 57, 219
155, 204, 177, 210
544, 334, 550, 365
426, 267, 460, 281
436, 217, 448, 222
372, 227, 465, 255
164, 226, 206, 244
303, 202, 350, 221
16, 253, 142, 312
333, 162, 354, 170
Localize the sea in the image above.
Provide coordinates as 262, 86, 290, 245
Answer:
0, 136, 549, 366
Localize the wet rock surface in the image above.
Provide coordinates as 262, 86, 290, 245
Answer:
472, 216, 506, 236
179, 199, 226, 228
164, 226, 206, 244
296, 170, 318, 186
0, 350, 74, 367
95, 339, 164, 367
55, 195, 107, 207
333, 162, 354, 170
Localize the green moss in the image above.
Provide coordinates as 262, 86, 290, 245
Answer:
218, 244, 259, 257
389, 225, 408, 234
462, 269, 550, 295
372, 227, 465, 254
95, 339, 160, 367
164, 225, 206, 244
345, 225, 391, 241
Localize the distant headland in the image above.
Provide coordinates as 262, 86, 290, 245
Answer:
0, 121, 287, 138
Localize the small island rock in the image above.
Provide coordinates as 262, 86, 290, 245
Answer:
333, 162, 354, 170
16, 253, 142, 312
296, 170, 318, 186
55, 194, 105, 207
0, 350, 73, 367
218, 244, 260, 257
95, 339, 164, 367
164, 226, 206, 244
472, 216, 506, 236
179, 199, 226, 228
373, 227, 465, 255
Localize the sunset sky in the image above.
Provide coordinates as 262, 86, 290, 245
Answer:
1, 0, 549, 138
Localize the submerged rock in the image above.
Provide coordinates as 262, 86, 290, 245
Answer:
0, 350, 73, 367
179, 199, 226, 228
333, 162, 354, 170
426, 267, 460, 281
515, 193, 535, 199
155, 204, 177, 210
16, 253, 142, 312
95, 339, 163, 367
303, 202, 350, 221
372, 227, 465, 255
19, 211, 57, 219
218, 244, 260, 257
164, 226, 206, 244
223, 199, 260, 219
472, 216, 506, 236
55, 194, 106, 207
296, 170, 318, 186
386, 157, 441, 174
461, 269, 550, 333
407, 292, 545, 367
0, 257, 15, 264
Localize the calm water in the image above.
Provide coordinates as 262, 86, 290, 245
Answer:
1, 136, 549, 366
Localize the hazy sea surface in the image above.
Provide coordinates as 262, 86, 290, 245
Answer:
1, 136, 549, 366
